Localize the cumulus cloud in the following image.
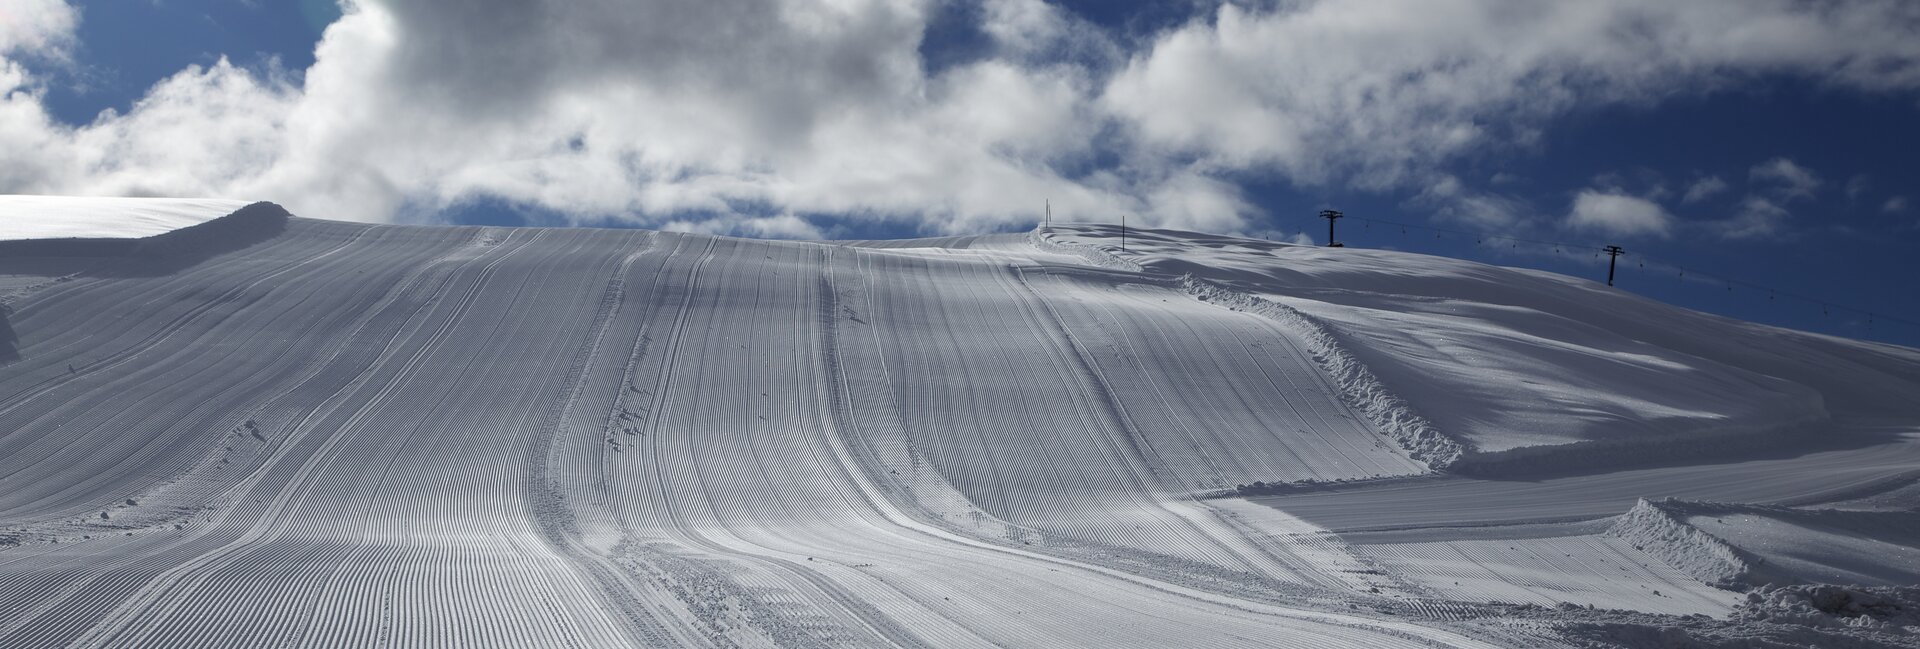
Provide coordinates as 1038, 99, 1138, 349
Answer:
4, 0, 1920, 236
1565, 190, 1673, 238
1104, 0, 1920, 193
1749, 157, 1822, 201
1, 0, 1169, 233
0, 0, 76, 57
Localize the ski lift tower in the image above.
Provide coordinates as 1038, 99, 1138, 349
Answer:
1320, 210, 1344, 247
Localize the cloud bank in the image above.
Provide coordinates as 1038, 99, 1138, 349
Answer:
3, 0, 1919, 236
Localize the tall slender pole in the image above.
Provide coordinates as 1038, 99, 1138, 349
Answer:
1604, 245, 1625, 286
1319, 210, 1344, 247
1120, 214, 1127, 252
1044, 199, 1050, 229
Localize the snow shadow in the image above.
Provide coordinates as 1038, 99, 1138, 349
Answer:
1449, 419, 1907, 481
101, 202, 290, 277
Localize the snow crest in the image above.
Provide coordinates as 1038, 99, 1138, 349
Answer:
1176, 275, 1469, 470
1606, 499, 1758, 590
1027, 228, 1144, 272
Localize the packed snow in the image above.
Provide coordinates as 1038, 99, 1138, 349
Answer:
2, 199, 1917, 648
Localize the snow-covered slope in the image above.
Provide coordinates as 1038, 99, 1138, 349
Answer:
1050, 226, 1920, 473
1, 212, 1915, 648
0, 196, 249, 241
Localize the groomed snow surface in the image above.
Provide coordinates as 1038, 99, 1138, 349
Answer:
2, 198, 1918, 648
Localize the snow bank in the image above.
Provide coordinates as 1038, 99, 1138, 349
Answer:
1176, 274, 1468, 469
0, 196, 251, 241
1605, 498, 1920, 594
1606, 499, 1760, 590
1028, 226, 1143, 272
1034, 226, 1465, 470
1735, 584, 1920, 631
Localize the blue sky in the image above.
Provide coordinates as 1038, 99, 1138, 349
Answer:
5, 0, 1919, 346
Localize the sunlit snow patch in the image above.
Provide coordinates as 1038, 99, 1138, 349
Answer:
0, 195, 252, 241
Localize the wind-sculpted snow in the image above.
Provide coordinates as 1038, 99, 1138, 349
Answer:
1, 215, 1916, 647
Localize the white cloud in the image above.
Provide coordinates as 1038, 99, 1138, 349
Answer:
1139, 171, 1259, 233
1749, 157, 1822, 201
0, 0, 1202, 235
1416, 174, 1529, 231
0, 0, 77, 57
1681, 176, 1728, 204
1886, 196, 1910, 214
1716, 196, 1792, 240
1104, 0, 1920, 190
5, 0, 1920, 237
1565, 190, 1673, 238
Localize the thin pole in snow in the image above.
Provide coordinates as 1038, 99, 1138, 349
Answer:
1120, 214, 1127, 252
1604, 245, 1625, 286
1044, 199, 1050, 229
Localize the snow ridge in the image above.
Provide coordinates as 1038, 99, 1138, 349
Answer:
1605, 499, 1758, 590
1027, 225, 1467, 471
1027, 228, 1144, 272
1176, 275, 1469, 470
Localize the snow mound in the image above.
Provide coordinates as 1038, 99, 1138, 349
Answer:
1558, 507, 1920, 649
1607, 499, 1762, 589
1735, 584, 1920, 631
0, 195, 251, 241
1608, 499, 1920, 591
